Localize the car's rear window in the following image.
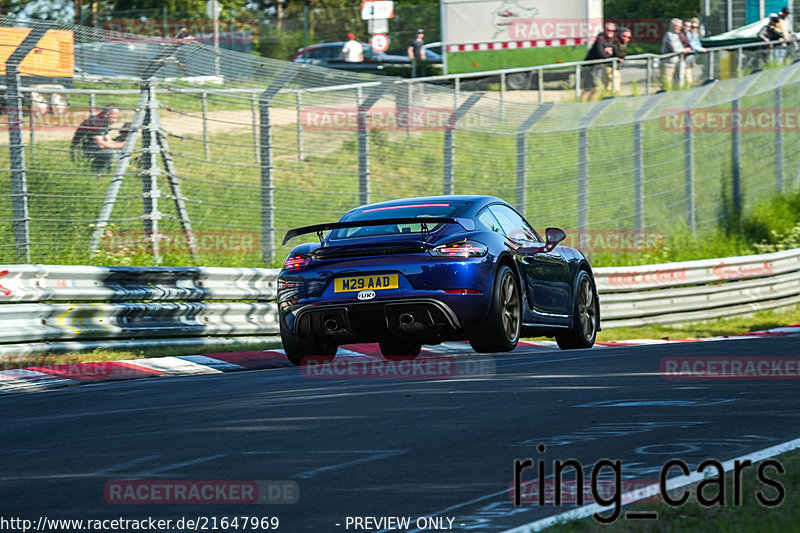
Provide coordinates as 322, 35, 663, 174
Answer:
330, 202, 468, 240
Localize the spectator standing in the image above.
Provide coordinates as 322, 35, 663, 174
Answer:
607, 27, 631, 94
408, 29, 426, 77
777, 7, 792, 62
582, 22, 616, 101
340, 33, 364, 62
758, 14, 785, 64
683, 19, 707, 86
70, 104, 125, 173
661, 19, 689, 90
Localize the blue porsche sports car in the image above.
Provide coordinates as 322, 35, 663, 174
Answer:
278, 195, 600, 365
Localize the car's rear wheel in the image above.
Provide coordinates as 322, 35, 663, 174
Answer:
556, 271, 598, 350
469, 265, 521, 353
379, 339, 422, 360
280, 320, 337, 366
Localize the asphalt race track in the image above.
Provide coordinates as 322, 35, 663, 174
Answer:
2, 335, 799, 532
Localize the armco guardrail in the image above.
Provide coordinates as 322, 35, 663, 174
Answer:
595, 248, 800, 328
0, 266, 279, 355
0, 249, 798, 354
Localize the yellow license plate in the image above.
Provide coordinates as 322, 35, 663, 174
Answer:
334, 274, 398, 292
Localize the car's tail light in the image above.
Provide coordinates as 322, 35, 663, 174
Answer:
429, 240, 488, 258
283, 254, 310, 270
443, 289, 483, 295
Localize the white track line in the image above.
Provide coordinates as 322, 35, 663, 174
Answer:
501, 435, 800, 532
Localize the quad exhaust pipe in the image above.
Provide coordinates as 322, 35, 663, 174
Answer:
324, 318, 340, 332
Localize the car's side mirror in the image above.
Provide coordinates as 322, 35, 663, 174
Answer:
545, 227, 566, 247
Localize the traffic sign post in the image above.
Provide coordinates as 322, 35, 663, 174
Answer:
370, 33, 390, 53
361, 0, 394, 20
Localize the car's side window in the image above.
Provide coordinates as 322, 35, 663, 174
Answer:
489, 205, 542, 243
477, 208, 505, 235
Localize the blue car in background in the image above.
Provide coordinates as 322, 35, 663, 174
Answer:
278, 195, 600, 365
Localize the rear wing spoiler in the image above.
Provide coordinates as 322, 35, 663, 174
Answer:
282, 217, 475, 245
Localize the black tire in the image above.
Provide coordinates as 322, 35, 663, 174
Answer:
280, 320, 337, 366
469, 265, 522, 353
506, 72, 531, 90
379, 339, 422, 360
556, 271, 599, 350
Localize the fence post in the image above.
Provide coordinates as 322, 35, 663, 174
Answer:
515, 103, 553, 216
141, 84, 162, 264
89, 92, 96, 115
775, 86, 784, 192
631, 92, 666, 231
3, 27, 46, 263
731, 97, 742, 217
574, 64, 581, 100
454, 77, 460, 108
727, 72, 764, 222
646, 56, 652, 95
251, 92, 260, 163
356, 87, 369, 205
6, 67, 31, 262
357, 81, 394, 206
683, 82, 715, 233
201, 91, 210, 161
296, 90, 304, 160
28, 102, 35, 166
577, 99, 613, 231
443, 93, 483, 196
258, 66, 298, 265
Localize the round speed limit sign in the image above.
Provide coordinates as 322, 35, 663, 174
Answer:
370, 33, 389, 53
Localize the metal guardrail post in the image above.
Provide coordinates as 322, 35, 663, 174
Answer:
357, 81, 394, 206
251, 92, 260, 163
258, 66, 299, 264
499, 72, 505, 118
776, 86, 784, 192
537, 69, 544, 104
737, 47, 743, 77
611, 58, 618, 95
296, 91, 303, 160
632, 93, 666, 230
515, 104, 553, 216
577, 99, 613, 230
646, 56, 652, 95
574, 64, 581, 100
443, 93, 483, 195
454, 78, 460, 108
201, 91, 210, 161
89, 92, 96, 115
